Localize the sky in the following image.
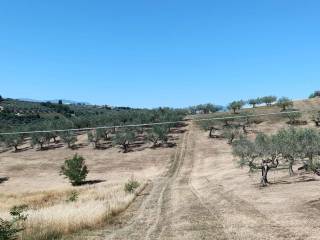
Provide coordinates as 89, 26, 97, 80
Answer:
1, 0, 320, 108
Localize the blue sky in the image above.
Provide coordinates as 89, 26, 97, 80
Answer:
1, 0, 319, 108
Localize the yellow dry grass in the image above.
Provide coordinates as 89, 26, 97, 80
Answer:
0, 181, 145, 240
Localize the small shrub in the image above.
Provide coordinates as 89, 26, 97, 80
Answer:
0, 205, 28, 240
66, 191, 79, 202
60, 154, 88, 186
124, 178, 140, 193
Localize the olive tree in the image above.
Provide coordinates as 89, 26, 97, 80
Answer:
284, 110, 302, 125
227, 100, 245, 114
297, 128, 320, 171
248, 99, 258, 108
191, 104, 222, 114
222, 126, 241, 144
232, 134, 279, 186
261, 96, 277, 106
147, 125, 169, 147
198, 120, 220, 138
1, 134, 24, 151
60, 131, 77, 148
87, 129, 104, 149
274, 128, 300, 176
31, 132, 51, 150
277, 97, 293, 111
113, 129, 135, 153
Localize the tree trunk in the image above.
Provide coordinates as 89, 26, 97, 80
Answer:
228, 135, 235, 144
153, 139, 158, 147
288, 161, 294, 176
242, 125, 248, 134
209, 127, 214, 138
14, 145, 18, 151
261, 165, 269, 186
123, 143, 129, 153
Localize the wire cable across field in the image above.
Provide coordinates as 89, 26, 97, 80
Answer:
0, 110, 308, 135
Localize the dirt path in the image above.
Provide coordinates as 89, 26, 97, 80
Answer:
81, 124, 226, 240
81, 123, 318, 240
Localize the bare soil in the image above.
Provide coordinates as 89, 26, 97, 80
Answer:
2, 101, 320, 239
75, 121, 320, 240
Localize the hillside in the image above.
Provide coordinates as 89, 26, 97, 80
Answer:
1, 97, 320, 240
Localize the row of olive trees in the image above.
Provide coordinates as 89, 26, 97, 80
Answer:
0, 108, 185, 152
232, 127, 320, 186
0, 124, 172, 153
189, 103, 222, 114
198, 114, 256, 143
227, 96, 293, 113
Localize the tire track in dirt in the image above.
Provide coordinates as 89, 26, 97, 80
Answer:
146, 124, 227, 240
84, 124, 228, 240
189, 128, 307, 240
82, 127, 194, 239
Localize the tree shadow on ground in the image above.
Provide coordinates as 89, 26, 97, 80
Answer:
170, 128, 187, 134
271, 175, 319, 186
0, 177, 9, 184
70, 143, 89, 150
79, 179, 106, 186
37, 143, 65, 151
0, 148, 11, 154
13, 146, 32, 153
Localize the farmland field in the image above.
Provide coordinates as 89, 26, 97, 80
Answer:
1, 98, 320, 240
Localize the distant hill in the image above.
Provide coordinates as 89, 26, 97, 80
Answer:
18, 98, 91, 105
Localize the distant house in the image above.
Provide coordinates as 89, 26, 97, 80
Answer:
0, 106, 4, 112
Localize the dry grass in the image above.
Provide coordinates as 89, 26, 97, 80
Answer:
0, 181, 145, 240
0, 127, 182, 239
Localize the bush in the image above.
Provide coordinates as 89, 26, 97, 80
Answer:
60, 154, 88, 186
0, 205, 28, 240
124, 178, 140, 193
66, 191, 79, 202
